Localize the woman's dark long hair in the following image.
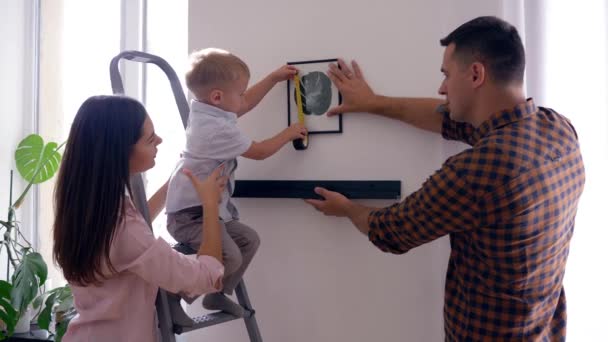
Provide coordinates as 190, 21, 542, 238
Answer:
53, 95, 147, 285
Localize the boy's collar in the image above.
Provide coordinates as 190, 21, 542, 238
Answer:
191, 99, 238, 121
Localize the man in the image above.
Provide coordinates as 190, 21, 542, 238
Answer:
306, 16, 585, 341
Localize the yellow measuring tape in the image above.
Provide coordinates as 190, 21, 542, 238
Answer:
293, 74, 308, 150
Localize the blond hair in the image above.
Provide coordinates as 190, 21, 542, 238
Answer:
186, 48, 250, 98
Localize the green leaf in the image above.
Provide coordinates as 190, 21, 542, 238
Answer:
54, 308, 76, 342
36, 292, 57, 330
55, 320, 67, 342
34, 285, 75, 337
0, 281, 12, 298
10, 253, 48, 314
14, 134, 62, 184
55, 294, 73, 313
32, 286, 60, 311
32, 294, 44, 310
0, 280, 17, 336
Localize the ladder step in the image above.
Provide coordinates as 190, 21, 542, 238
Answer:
174, 309, 255, 334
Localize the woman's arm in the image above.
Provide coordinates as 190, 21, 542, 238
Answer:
181, 167, 226, 263
147, 179, 168, 222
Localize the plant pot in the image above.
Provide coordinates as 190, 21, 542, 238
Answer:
14, 307, 32, 333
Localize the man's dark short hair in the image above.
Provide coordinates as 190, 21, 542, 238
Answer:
440, 16, 525, 85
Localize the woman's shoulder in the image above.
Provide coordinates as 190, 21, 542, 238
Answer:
109, 197, 156, 269
116, 198, 144, 230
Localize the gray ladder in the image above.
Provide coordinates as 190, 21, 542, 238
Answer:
109, 50, 263, 342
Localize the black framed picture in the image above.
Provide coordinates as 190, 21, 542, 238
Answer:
287, 58, 343, 134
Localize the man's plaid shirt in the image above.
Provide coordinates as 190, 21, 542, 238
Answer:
368, 99, 585, 341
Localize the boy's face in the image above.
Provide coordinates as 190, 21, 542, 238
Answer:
218, 74, 249, 114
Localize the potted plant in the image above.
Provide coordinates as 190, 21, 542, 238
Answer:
0, 134, 74, 341
33, 284, 75, 340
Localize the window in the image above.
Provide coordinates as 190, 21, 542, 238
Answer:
539, 3, 608, 341
38, 0, 129, 286
142, 0, 188, 242
0, 0, 39, 280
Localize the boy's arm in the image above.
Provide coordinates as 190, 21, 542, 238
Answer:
241, 123, 307, 160
237, 65, 298, 117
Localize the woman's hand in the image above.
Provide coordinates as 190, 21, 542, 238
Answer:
182, 166, 227, 206
184, 167, 225, 263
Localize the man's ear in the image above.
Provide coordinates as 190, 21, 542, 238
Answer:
471, 62, 485, 88
209, 89, 223, 105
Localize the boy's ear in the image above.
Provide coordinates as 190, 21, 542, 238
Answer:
209, 89, 223, 105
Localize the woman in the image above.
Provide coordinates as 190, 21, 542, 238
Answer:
53, 95, 225, 341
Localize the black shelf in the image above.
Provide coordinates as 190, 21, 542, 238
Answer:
233, 180, 401, 200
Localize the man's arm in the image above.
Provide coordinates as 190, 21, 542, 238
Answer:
326, 59, 444, 134
305, 187, 375, 235
305, 160, 479, 254
366, 96, 444, 134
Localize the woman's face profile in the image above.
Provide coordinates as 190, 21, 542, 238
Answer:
129, 115, 162, 174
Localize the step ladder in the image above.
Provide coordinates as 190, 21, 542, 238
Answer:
109, 50, 263, 342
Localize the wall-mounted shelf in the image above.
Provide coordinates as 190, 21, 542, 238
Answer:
233, 180, 401, 200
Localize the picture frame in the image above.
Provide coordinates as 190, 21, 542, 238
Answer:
287, 58, 343, 134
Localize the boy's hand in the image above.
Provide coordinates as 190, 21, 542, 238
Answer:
182, 167, 227, 206
270, 65, 299, 83
284, 123, 308, 141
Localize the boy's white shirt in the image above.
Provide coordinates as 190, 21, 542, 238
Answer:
165, 100, 252, 221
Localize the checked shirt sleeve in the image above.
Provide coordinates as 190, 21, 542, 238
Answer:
439, 104, 479, 146
368, 161, 479, 254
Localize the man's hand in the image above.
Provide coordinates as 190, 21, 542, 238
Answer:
305, 187, 354, 217
326, 59, 377, 116
305, 187, 374, 235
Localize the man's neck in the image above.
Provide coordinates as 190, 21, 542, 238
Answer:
471, 84, 526, 127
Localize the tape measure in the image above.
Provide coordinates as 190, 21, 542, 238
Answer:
293, 73, 309, 150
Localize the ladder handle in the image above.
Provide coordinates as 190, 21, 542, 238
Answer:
109, 50, 190, 129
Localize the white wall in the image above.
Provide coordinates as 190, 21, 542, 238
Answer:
0, 0, 37, 280
186, 1, 503, 341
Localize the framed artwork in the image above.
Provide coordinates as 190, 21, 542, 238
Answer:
287, 58, 342, 134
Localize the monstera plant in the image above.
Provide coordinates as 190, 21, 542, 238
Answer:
0, 134, 74, 341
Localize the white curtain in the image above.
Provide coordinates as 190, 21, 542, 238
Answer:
38, 0, 123, 288
0, 0, 38, 280
503, 1, 608, 340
